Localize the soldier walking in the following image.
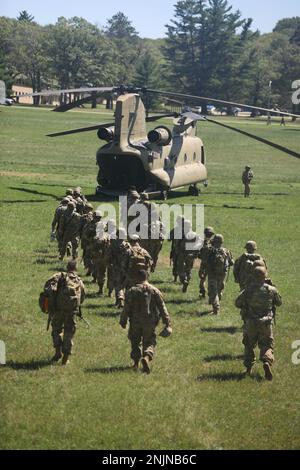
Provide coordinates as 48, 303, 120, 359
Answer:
120, 270, 172, 373
59, 201, 83, 260
207, 234, 234, 315
198, 226, 215, 298
43, 260, 85, 365
234, 241, 267, 291
235, 267, 282, 380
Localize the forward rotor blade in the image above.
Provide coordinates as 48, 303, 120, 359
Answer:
47, 122, 114, 137
53, 94, 103, 112
147, 89, 300, 120
205, 118, 300, 159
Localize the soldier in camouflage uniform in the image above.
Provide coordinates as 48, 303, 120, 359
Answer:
120, 270, 172, 373
45, 260, 85, 365
81, 210, 103, 276
242, 166, 254, 198
235, 267, 282, 380
127, 187, 140, 211
207, 234, 234, 315
234, 241, 267, 290
169, 217, 191, 282
148, 221, 165, 273
91, 232, 111, 296
198, 226, 215, 298
105, 219, 117, 297
80, 203, 94, 266
177, 231, 201, 293
59, 201, 83, 260
124, 235, 153, 289
109, 228, 131, 308
51, 197, 70, 251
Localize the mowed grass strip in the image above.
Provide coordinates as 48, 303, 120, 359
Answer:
0, 106, 300, 450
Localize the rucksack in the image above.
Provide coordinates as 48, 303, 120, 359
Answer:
133, 285, 152, 317
209, 248, 228, 275
38, 274, 60, 314
129, 249, 148, 272
55, 273, 82, 311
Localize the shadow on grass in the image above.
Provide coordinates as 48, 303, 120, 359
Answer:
197, 372, 263, 382
201, 327, 239, 335
97, 311, 120, 318
6, 359, 52, 370
204, 354, 244, 362
0, 199, 48, 204
197, 310, 214, 317
9, 186, 61, 200
35, 258, 60, 265
167, 298, 196, 305
85, 365, 132, 374
85, 292, 101, 299
203, 204, 265, 211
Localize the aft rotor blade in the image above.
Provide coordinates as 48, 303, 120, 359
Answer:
146, 113, 178, 122
47, 123, 114, 137
147, 89, 300, 120
206, 118, 300, 159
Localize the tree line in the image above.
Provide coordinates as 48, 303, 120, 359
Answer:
1, 1, 300, 111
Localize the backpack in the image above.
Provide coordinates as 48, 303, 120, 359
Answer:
133, 285, 152, 317
209, 248, 228, 275
55, 273, 82, 311
38, 274, 60, 314
129, 248, 148, 272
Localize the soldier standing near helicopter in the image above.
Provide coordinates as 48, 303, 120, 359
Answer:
242, 166, 254, 198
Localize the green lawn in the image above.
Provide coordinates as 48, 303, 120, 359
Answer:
0, 105, 300, 450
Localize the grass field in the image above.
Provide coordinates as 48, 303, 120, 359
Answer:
0, 105, 300, 450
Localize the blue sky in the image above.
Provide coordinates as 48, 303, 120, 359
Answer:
1, 0, 299, 38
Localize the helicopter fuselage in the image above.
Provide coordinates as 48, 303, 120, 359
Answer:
96, 93, 208, 194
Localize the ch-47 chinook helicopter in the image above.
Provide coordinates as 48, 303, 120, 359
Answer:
27, 85, 300, 198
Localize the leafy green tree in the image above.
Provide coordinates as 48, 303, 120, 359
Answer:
105, 12, 143, 84
17, 11, 34, 22
10, 21, 50, 97
163, 0, 255, 111
46, 17, 118, 89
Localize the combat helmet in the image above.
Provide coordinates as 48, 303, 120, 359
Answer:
245, 241, 257, 252
212, 234, 224, 246
204, 226, 215, 237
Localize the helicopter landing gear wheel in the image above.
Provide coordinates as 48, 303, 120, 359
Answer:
188, 185, 200, 197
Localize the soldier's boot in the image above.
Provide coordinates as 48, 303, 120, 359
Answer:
182, 282, 188, 293
62, 354, 70, 366
173, 275, 178, 283
51, 347, 62, 363
141, 355, 151, 374
86, 270, 91, 276
108, 290, 113, 298
199, 288, 206, 299
98, 286, 104, 296
213, 307, 220, 315
263, 362, 273, 381
117, 299, 124, 309
242, 366, 253, 376
133, 359, 139, 371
